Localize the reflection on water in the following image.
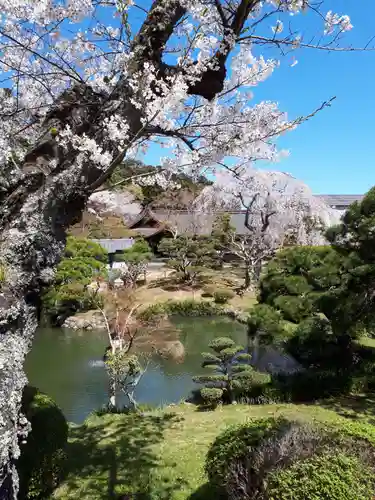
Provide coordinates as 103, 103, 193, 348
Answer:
25, 316, 247, 423
88, 360, 105, 368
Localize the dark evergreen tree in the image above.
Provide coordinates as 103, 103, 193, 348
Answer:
259, 245, 345, 323
158, 235, 218, 283
323, 187, 375, 336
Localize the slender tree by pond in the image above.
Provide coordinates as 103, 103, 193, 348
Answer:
0, 0, 372, 496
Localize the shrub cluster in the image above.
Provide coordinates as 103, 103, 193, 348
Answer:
138, 299, 223, 320
42, 236, 107, 325
18, 386, 68, 500
205, 416, 375, 500
213, 289, 235, 304
201, 285, 216, 297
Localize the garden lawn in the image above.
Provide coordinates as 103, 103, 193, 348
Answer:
53, 402, 375, 500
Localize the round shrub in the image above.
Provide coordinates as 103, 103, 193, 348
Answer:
206, 416, 375, 500
200, 387, 223, 408
18, 386, 68, 500
205, 417, 278, 488
213, 289, 235, 304
266, 451, 374, 500
286, 315, 354, 371
202, 285, 216, 298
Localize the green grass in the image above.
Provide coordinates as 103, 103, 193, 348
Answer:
53, 402, 375, 500
358, 336, 375, 349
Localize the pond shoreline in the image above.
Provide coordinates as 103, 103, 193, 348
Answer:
26, 316, 248, 423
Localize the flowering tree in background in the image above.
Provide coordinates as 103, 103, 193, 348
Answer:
210, 169, 340, 290
0, 0, 369, 495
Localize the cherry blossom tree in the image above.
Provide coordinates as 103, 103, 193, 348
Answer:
209, 169, 341, 290
0, 0, 368, 496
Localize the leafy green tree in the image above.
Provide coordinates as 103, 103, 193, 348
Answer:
115, 238, 153, 264
193, 337, 253, 406
64, 237, 108, 262
43, 237, 107, 325
158, 235, 218, 283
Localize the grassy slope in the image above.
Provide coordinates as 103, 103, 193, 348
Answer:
53, 402, 375, 500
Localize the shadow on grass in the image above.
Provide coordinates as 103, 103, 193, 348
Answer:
61, 412, 186, 499
187, 483, 224, 500
318, 392, 375, 425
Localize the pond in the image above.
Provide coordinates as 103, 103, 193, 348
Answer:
25, 316, 247, 423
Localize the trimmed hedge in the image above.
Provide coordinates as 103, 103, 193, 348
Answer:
267, 451, 374, 500
205, 416, 375, 500
138, 299, 223, 320
205, 417, 278, 488
18, 386, 68, 499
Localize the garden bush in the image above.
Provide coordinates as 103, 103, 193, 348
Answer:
266, 451, 374, 500
137, 302, 167, 321
205, 417, 279, 488
206, 416, 375, 500
213, 289, 235, 304
233, 371, 272, 403
166, 298, 222, 316
18, 386, 68, 500
286, 315, 354, 370
201, 285, 216, 297
138, 299, 223, 320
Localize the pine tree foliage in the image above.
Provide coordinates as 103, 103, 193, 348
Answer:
194, 337, 253, 405
158, 235, 218, 283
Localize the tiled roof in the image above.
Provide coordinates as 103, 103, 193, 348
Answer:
315, 194, 364, 207
91, 238, 134, 253
132, 227, 166, 237
153, 210, 251, 235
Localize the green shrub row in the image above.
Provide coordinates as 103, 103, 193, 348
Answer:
138, 299, 224, 320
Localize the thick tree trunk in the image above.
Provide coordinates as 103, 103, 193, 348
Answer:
0, 83, 136, 497
0, 2, 232, 493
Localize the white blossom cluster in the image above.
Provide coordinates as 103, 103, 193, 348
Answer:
325, 11, 353, 36
197, 168, 341, 246
0, 0, 354, 171
57, 126, 113, 169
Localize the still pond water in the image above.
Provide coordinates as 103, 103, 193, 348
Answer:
25, 316, 247, 423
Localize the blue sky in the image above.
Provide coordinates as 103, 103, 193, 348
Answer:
142, 0, 375, 195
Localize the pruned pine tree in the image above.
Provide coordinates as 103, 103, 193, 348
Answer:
194, 337, 252, 407
158, 235, 218, 283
